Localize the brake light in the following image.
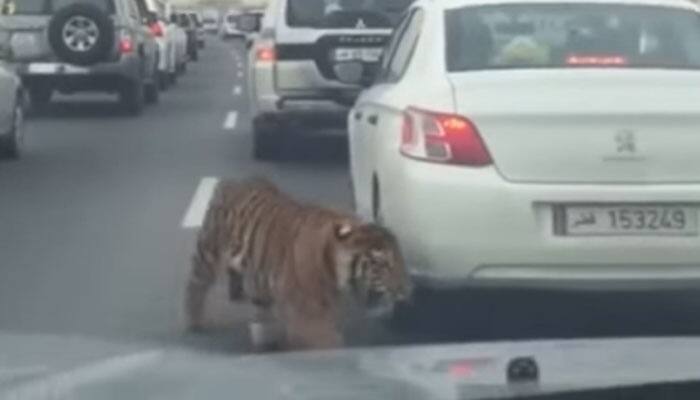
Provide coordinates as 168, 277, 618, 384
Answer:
119, 37, 134, 54
400, 107, 492, 166
566, 54, 627, 66
256, 45, 276, 63
149, 21, 164, 37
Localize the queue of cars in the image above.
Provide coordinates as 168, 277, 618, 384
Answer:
0, 0, 211, 159
241, 0, 700, 318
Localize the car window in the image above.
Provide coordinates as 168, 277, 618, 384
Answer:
286, 0, 413, 29
178, 13, 191, 28
385, 8, 424, 81
374, 10, 412, 82
54, 0, 115, 13
445, 4, 700, 71
0, 0, 115, 15
1, 0, 45, 15
120, 0, 139, 20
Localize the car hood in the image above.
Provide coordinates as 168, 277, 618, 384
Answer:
2, 333, 700, 400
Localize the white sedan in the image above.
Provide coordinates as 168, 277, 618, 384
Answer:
348, 0, 700, 291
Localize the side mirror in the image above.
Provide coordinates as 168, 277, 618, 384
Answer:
237, 14, 261, 33
334, 61, 369, 86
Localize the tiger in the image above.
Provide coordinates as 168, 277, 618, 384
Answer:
184, 178, 412, 351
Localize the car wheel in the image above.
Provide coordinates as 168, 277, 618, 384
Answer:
119, 78, 144, 116
0, 99, 24, 160
252, 119, 280, 161
47, 3, 114, 66
28, 86, 52, 114
145, 69, 160, 104
158, 71, 169, 91
191, 50, 199, 62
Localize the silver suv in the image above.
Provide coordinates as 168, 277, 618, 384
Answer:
0, 0, 160, 116
246, 0, 413, 160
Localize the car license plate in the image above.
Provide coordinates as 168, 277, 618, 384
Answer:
10, 32, 41, 58
334, 47, 382, 62
563, 205, 698, 236
27, 63, 88, 74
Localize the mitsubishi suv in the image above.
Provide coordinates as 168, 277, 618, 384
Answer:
246, 0, 413, 160
0, 0, 160, 116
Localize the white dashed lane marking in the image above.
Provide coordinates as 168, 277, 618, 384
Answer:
223, 111, 238, 131
181, 177, 220, 229
232, 85, 242, 95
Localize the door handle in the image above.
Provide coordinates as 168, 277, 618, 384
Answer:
354, 111, 363, 121
367, 115, 379, 126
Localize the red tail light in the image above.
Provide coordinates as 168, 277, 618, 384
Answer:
400, 107, 492, 166
255, 44, 276, 63
149, 21, 164, 37
119, 37, 134, 54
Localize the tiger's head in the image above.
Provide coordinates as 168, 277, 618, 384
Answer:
333, 222, 413, 315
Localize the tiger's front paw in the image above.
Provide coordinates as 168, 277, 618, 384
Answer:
248, 321, 283, 352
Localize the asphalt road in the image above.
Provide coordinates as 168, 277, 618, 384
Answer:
3, 38, 700, 356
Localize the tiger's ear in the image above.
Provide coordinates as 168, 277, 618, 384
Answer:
335, 222, 354, 240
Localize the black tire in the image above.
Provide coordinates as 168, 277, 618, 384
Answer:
0, 99, 24, 160
48, 3, 114, 66
119, 79, 144, 116
145, 65, 160, 104
145, 80, 159, 104
28, 86, 52, 114
158, 71, 169, 91
252, 119, 280, 161
191, 49, 199, 62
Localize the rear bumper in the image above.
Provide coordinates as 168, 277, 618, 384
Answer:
252, 61, 355, 126
381, 160, 700, 292
16, 55, 140, 91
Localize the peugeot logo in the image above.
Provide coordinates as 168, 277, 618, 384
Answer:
615, 130, 636, 154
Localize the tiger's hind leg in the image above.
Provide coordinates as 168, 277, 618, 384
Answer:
185, 248, 218, 332
248, 304, 283, 352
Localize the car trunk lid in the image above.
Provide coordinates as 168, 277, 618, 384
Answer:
449, 70, 700, 183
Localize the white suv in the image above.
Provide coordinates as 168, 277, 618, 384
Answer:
246, 0, 413, 160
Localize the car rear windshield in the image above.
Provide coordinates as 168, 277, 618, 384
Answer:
1, 0, 115, 15
287, 0, 413, 28
445, 4, 700, 71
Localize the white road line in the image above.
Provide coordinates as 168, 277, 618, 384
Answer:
181, 177, 220, 229
4, 351, 162, 400
223, 111, 238, 130
232, 85, 242, 95
236, 71, 244, 78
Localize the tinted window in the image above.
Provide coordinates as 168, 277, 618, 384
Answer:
1, 0, 114, 15
1, 0, 44, 14
287, 0, 413, 28
445, 4, 700, 71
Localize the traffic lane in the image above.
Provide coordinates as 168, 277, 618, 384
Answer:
2, 37, 700, 355
0, 38, 354, 354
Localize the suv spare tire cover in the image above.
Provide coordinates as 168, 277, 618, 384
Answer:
48, 3, 115, 66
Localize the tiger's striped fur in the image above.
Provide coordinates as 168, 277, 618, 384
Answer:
184, 178, 411, 350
